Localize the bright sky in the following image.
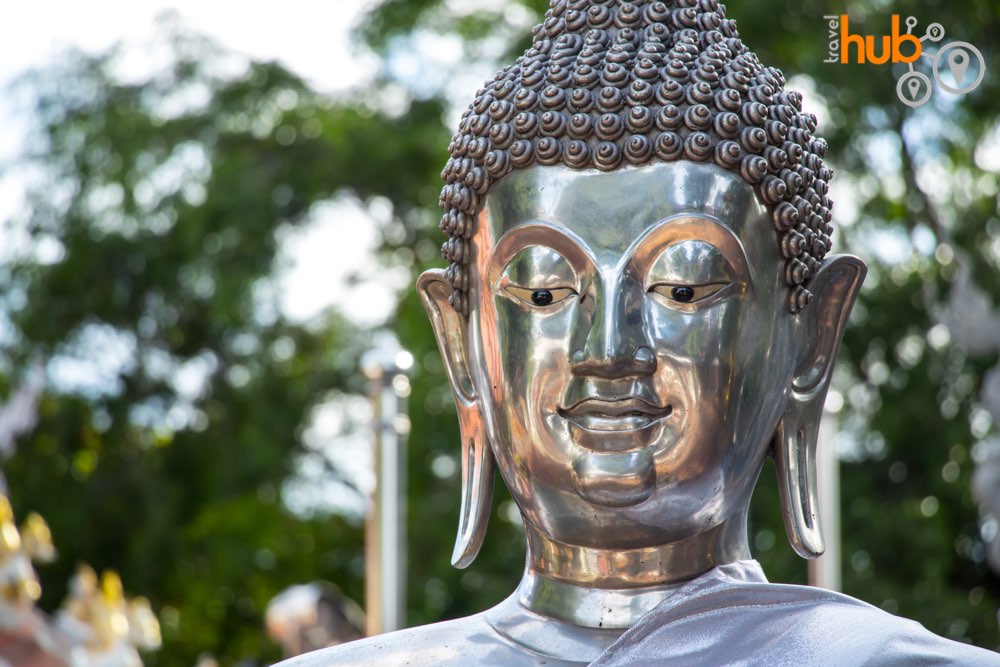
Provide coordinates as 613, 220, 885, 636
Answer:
0, 2, 375, 91
0, 0, 395, 326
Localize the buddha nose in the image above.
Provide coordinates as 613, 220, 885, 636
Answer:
571, 279, 655, 378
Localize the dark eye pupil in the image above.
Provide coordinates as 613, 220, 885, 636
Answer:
671, 286, 695, 302
531, 289, 554, 306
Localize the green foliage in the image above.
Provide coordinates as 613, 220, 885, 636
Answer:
3, 0, 1000, 664
1, 23, 427, 666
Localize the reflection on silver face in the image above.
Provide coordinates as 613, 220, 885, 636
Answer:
467, 161, 800, 550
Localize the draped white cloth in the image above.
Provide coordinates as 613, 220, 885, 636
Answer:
590, 560, 1000, 666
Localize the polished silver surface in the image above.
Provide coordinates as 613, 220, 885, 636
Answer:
457, 161, 863, 578
591, 560, 1000, 667
286, 161, 866, 666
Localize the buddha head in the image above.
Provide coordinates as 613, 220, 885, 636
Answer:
418, 0, 866, 578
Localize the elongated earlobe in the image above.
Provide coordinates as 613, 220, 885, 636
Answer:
774, 255, 866, 559
452, 434, 495, 568
417, 270, 494, 568
775, 413, 823, 557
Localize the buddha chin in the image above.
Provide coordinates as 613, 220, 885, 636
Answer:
572, 448, 656, 508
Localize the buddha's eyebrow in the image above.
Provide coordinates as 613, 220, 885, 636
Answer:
489, 221, 596, 285
625, 215, 753, 285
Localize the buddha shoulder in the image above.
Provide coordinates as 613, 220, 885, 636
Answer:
274, 612, 573, 667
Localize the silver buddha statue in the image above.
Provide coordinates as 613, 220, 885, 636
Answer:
285, 1, 1000, 664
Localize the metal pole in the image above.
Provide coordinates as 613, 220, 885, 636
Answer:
361, 338, 412, 636
809, 410, 841, 590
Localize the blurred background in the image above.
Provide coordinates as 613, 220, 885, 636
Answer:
0, 0, 998, 664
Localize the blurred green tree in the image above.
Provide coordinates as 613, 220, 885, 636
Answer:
2, 0, 999, 664
1, 17, 447, 666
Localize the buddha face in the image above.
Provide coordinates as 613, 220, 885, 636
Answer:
458, 161, 796, 550
420, 160, 863, 556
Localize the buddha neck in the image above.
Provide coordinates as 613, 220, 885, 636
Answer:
517, 516, 751, 628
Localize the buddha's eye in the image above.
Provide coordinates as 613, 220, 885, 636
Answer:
531, 290, 553, 306
648, 283, 728, 304
504, 285, 577, 307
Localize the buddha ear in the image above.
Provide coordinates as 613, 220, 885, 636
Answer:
416, 270, 495, 569
774, 254, 866, 559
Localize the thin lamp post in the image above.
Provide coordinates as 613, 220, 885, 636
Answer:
361, 340, 412, 636
808, 408, 841, 591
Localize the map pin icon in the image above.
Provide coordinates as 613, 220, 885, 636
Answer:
948, 49, 970, 84
907, 77, 921, 99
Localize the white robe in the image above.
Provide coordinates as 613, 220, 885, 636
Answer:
590, 560, 1000, 666
278, 560, 1000, 666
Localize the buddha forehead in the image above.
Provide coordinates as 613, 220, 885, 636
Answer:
482, 161, 768, 257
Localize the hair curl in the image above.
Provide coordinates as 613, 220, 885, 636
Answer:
439, 0, 833, 315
